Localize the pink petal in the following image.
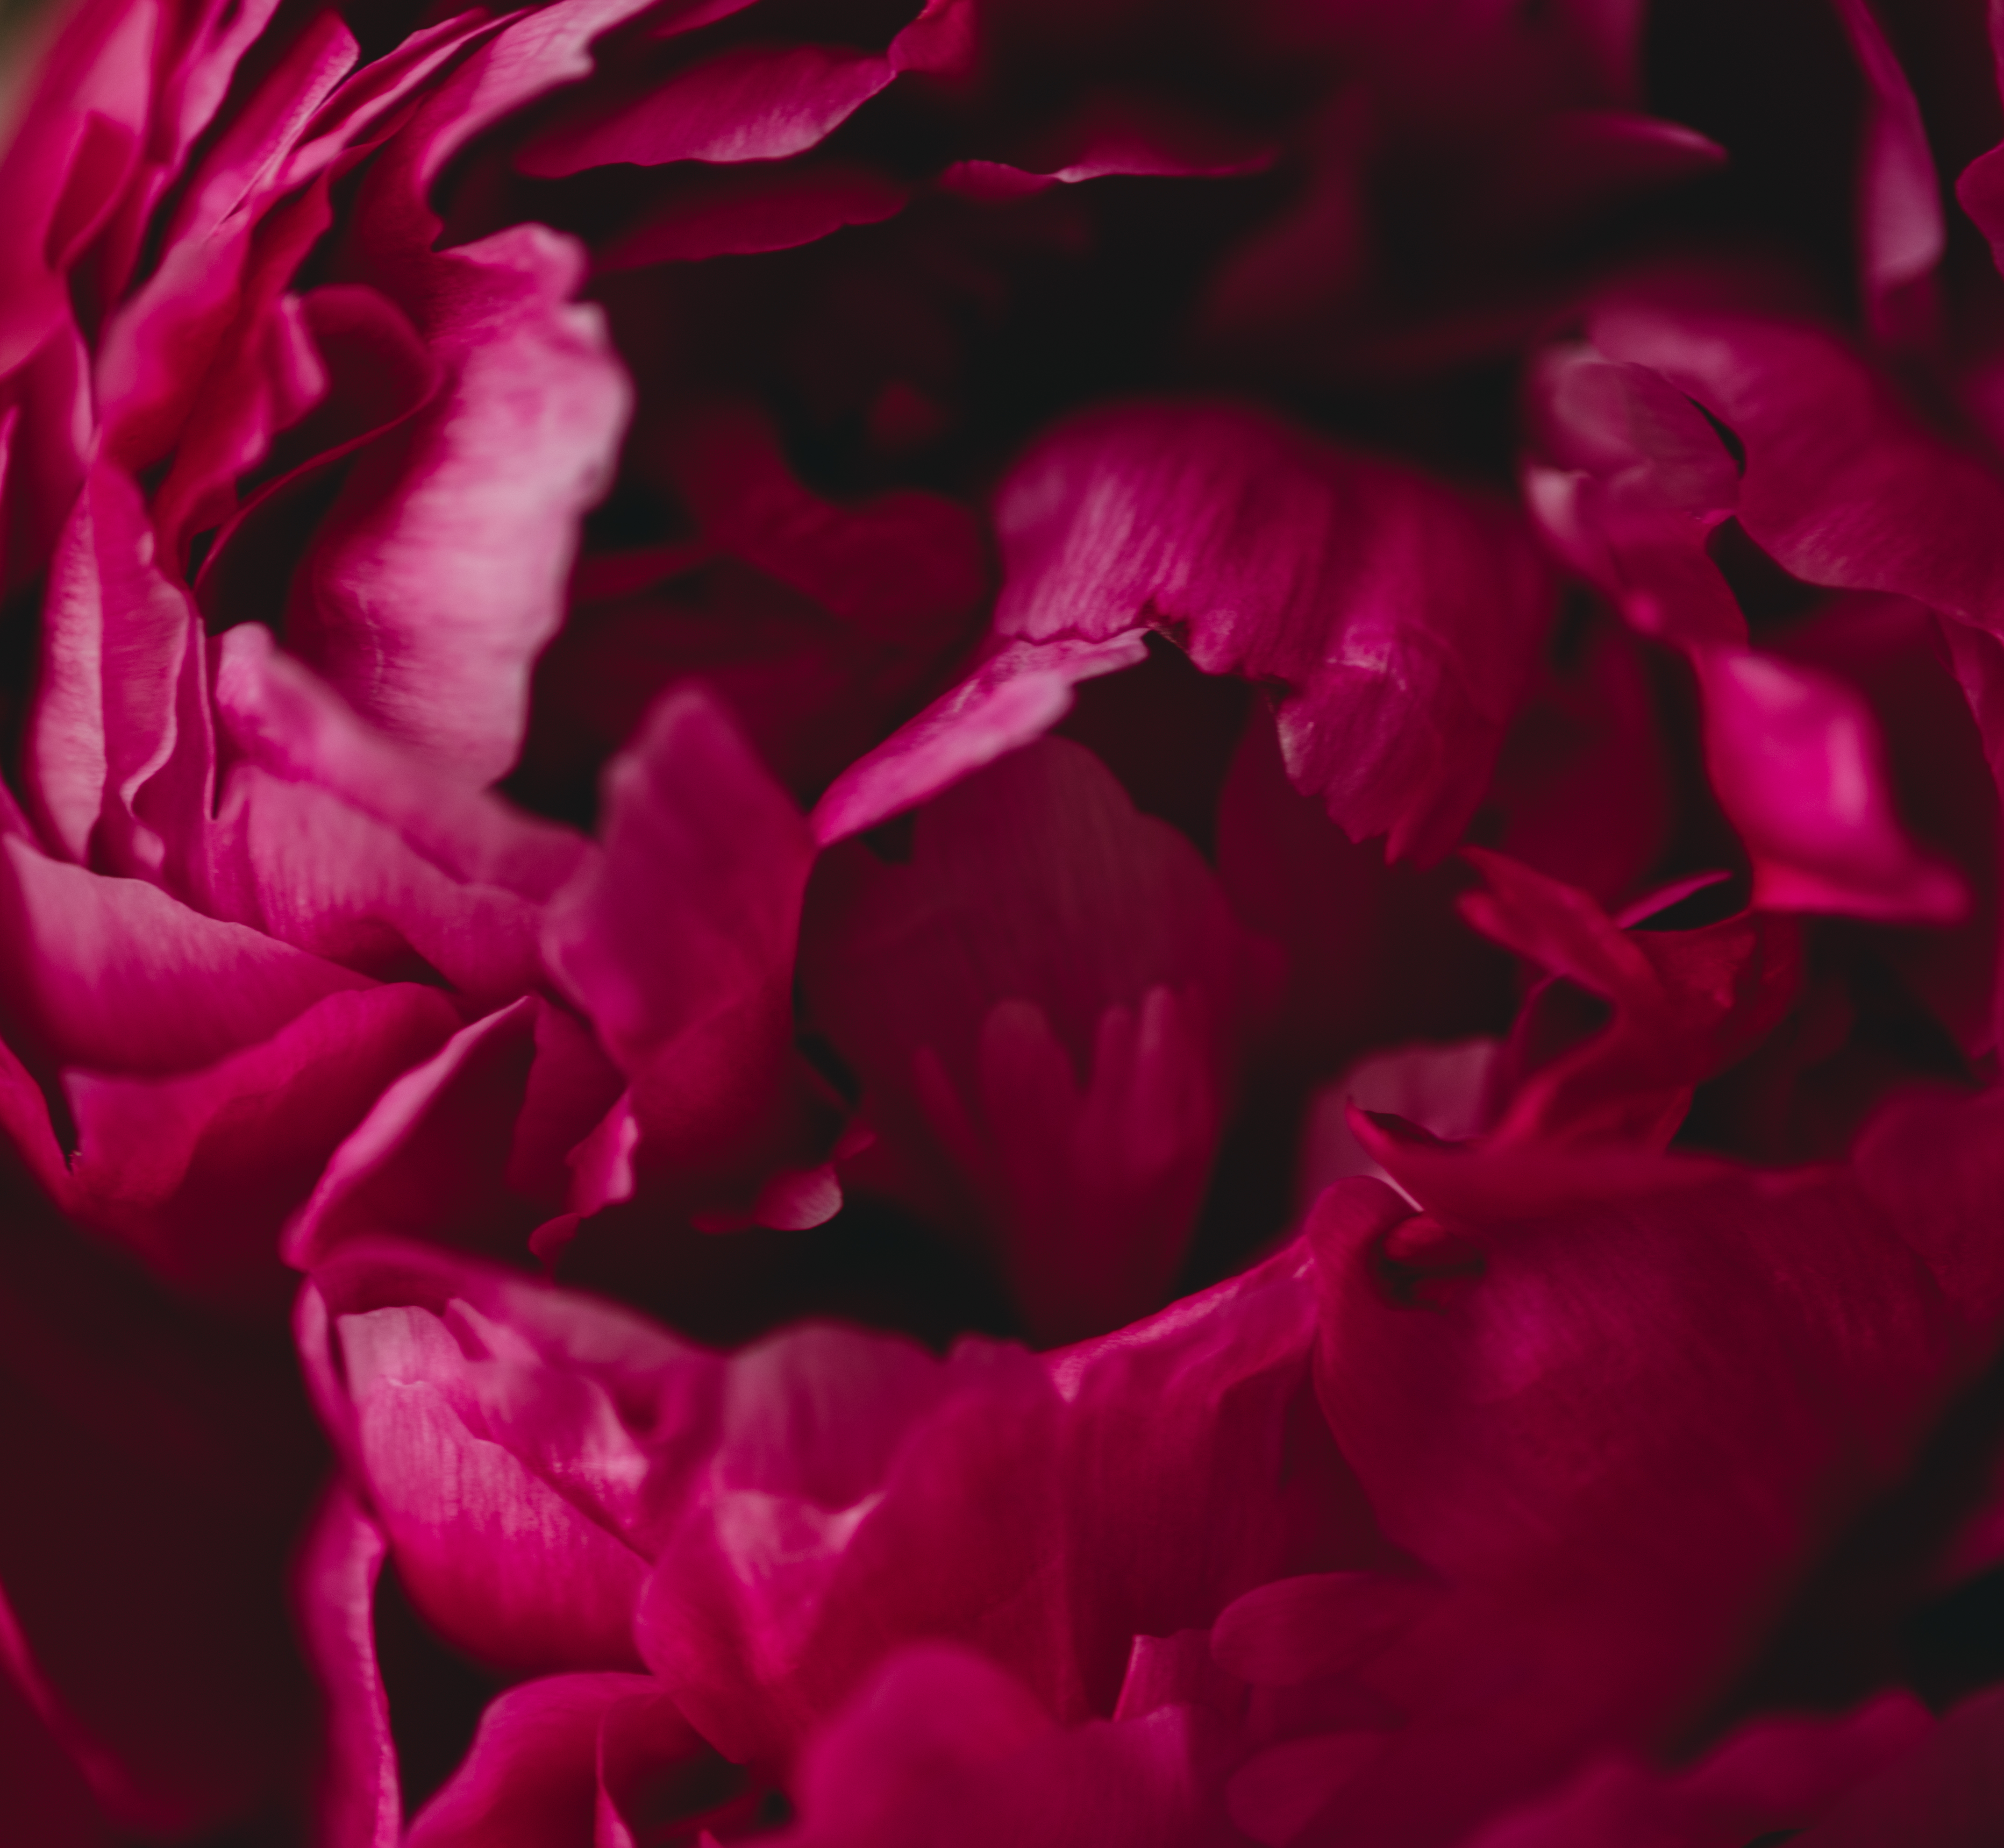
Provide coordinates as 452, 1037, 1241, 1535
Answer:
0, 1661, 105, 1847
638, 1233, 1380, 1763
779, 1643, 1218, 1848
194, 282, 442, 624
0, 0, 155, 377
283, 999, 544, 1270
1469, 108, 1724, 245
1294, 1151, 1982, 1848
1211, 1573, 1437, 1688
212, 624, 589, 900
27, 465, 200, 866
596, 1681, 757, 1847
1789, 1687, 2004, 1848
1295, 1040, 1502, 1212
1695, 642, 1967, 922
300, 1239, 723, 1673
0, 832, 371, 1075
543, 685, 816, 1176
293, 1485, 399, 1848
1463, 1691, 1932, 1848
290, 166, 630, 782
992, 400, 1552, 860
155, 9, 358, 252
405, 1672, 657, 1848
201, 764, 548, 1001
1458, 849, 1805, 1150
63, 982, 458, 1308
1587, 289, 2004, 634
281, 997, 620, 1268
810, 633, 1148, 846
517, 43, 896, 178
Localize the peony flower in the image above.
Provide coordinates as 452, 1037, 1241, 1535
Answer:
6, 0, 2004, 1841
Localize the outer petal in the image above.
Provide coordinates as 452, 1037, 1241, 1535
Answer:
294, 1484, 399, 1848
1286, 1143, 1999, 1848
637, 1233, 1383, 1764
299, 1240, 725, 1673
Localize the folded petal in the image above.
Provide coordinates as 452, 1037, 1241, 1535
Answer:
543, 684, 820, 1192
0, 832, 371, 1077
993, 399, 1553, 859
289, 179, 630, 781
294, 1484, 400, 1848
63, 982, 457, 1308
300, 1239, 725, 1673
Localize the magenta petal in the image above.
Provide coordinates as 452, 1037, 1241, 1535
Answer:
300, 1239, 723, 1674
405, 1672, 656, 1848
1294, 1155, 1977, 1848
518, 43, 895, 177
993, 400, 1552, 859
334, 1303, 655, 1671
810, 633, 1148, 845
27, 464, 201, 865
1473, 109, 1724, 245
212, 624, 589, 902
204, 764, 549, 1001
1458, 849, 1803, 1150
0, 1215, 321, 1837
638, 1234, 1379, 1763
281, 996, 619, 1267
1695, 642, 1967, 922
0, 0, 155, 377
0, 1659, 105, 1848
1210, 1573, 1437, 1689
0, 832, 371, 1075
1854, 1084, 2004, 1343
284, 999, 542, 1270
289, 211, 631, 782
293, 1485, 399, 1848
1587, 292, 2004, 633
64, 982, 457, 1308
598, 163, 907, 270
544, 685, 815, 1172
779, 1643, 1217, 1848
